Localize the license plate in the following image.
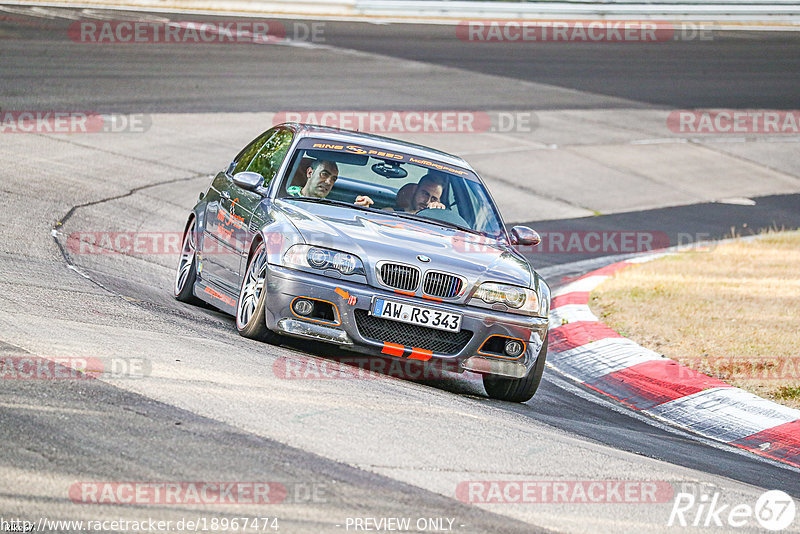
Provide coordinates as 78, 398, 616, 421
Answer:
370, 298, 462, 333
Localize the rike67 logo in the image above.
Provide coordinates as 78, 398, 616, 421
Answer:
669, 489, 796, 531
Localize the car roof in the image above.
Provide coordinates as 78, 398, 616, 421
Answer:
281, 122, 476, 173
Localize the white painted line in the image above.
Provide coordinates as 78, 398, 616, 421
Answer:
549, 337, 664, 382
717, 197, 757, 205
625, 253, 672, 263
649, 385, 800, 442
630, 138, 690, 145
549, 304, 598, 326
552, 274, 609, 296
544, 367, 800, 472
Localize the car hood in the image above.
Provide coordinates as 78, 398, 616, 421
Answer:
275, 199, 532, 289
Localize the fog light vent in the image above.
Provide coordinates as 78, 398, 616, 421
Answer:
291, 297, 340, 325
478, 335, 526, 360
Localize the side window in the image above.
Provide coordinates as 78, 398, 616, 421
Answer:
231, 129, 275, 175
246, 129, 294, 185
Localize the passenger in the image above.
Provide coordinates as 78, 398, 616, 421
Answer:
393, 183, 417, 211
288, 159, 373, 207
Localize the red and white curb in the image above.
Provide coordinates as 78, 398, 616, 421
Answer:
547, 255, 800, 469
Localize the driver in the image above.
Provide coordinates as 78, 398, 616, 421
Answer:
288, 159, 373, 207
401, 172, 447, 213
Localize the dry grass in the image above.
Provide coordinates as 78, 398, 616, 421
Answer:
590, 230, 800, 409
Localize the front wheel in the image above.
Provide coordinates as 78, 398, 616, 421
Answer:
236, 241, 276, 342
483, 333, 548, 403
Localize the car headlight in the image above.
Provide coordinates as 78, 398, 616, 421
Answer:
470, 282, 540, 316
537, 278, 551, 317
283, 245, 365, 277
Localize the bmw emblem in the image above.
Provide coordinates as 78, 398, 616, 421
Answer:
417, 255, 431, 263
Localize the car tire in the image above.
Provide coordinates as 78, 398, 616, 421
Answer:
236, 241, 277, 342
482, 333, 548, 403
174, 218, 202, 305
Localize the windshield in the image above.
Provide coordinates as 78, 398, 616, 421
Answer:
277, 138, 506, 237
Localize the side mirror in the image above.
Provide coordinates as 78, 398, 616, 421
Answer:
510, 226, 541, 247
232, 172, 267, 195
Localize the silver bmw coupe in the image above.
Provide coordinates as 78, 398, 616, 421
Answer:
174, 123, 550, 402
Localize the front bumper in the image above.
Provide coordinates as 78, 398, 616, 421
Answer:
264, 264, 548, 377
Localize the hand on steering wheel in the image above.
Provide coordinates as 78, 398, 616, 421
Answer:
355, 195, 374, 207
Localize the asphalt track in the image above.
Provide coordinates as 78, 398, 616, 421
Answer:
2, 11, 800, 112
1, 6, 800, 533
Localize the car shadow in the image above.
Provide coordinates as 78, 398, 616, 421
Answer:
270, 335, 488, 398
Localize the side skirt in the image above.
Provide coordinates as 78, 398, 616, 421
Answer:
193, 279, 238, 316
